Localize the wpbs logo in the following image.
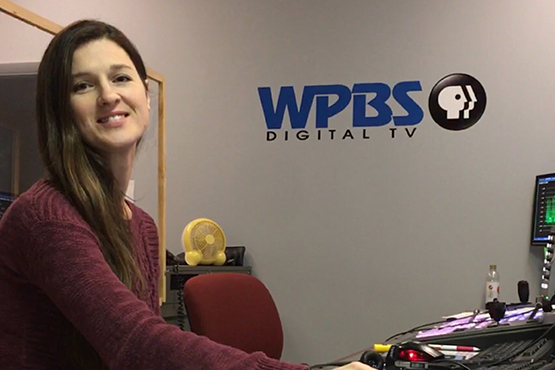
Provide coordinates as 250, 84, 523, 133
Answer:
257, 73, 487, 142
429, 73, 487, 131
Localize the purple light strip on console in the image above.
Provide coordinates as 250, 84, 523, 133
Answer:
416, 308, 541, 339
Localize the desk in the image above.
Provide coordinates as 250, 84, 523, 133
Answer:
161, 265, 252, 329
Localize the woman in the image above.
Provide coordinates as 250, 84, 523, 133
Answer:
0, 20, 372, 370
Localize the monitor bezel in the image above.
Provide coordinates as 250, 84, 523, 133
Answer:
531, 172, 555, 246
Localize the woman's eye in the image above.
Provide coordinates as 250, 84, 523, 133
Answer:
114, 75, 131, 83
73, 82, 91, 92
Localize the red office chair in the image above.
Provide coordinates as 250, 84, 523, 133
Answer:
183, 272, 284, 359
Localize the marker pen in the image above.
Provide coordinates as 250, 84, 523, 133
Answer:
429, 344, 480, 352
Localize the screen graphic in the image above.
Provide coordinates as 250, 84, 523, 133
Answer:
532, 174, 555, 245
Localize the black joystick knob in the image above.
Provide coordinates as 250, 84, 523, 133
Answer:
487, 299, 506, 322
359, 350, 384, 370
518, 280, 530, 304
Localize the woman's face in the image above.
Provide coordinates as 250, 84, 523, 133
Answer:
70, 38, 150, 154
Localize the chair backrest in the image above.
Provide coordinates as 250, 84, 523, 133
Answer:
183, 272, 284, 359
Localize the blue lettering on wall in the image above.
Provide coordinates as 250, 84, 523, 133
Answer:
352, 82, 392, 127
258, 81, 423, 130
392, 81, 423, 126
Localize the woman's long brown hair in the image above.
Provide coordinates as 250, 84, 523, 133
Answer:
36, 19, 149, 369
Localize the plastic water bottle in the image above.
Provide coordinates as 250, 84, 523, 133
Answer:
485, 264, 500, 304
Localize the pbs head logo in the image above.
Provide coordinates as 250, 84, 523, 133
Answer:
429, 73, 487, 131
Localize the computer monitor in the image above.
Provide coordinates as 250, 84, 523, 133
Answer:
531, 173, 555, 245
0, 192, 14, 221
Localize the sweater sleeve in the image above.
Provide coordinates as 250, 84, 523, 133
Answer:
134, 208, 162, 315
21, 219, 307, 370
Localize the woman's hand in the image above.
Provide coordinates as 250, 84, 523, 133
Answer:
333, 362, 377, 370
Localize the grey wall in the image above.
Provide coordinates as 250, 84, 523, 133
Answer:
2, 0, 554, 365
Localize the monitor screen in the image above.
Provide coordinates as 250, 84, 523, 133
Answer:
0, 192, 14, 221
531, 173, 555, 245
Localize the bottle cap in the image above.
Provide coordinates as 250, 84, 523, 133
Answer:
490, 264, 497, 269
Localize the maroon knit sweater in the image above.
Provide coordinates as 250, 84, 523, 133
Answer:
0, 180, 307, 370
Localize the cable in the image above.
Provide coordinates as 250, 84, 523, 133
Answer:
308, 361, 350, 369
433, 359, 473, 370
329, 346, 375, 364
